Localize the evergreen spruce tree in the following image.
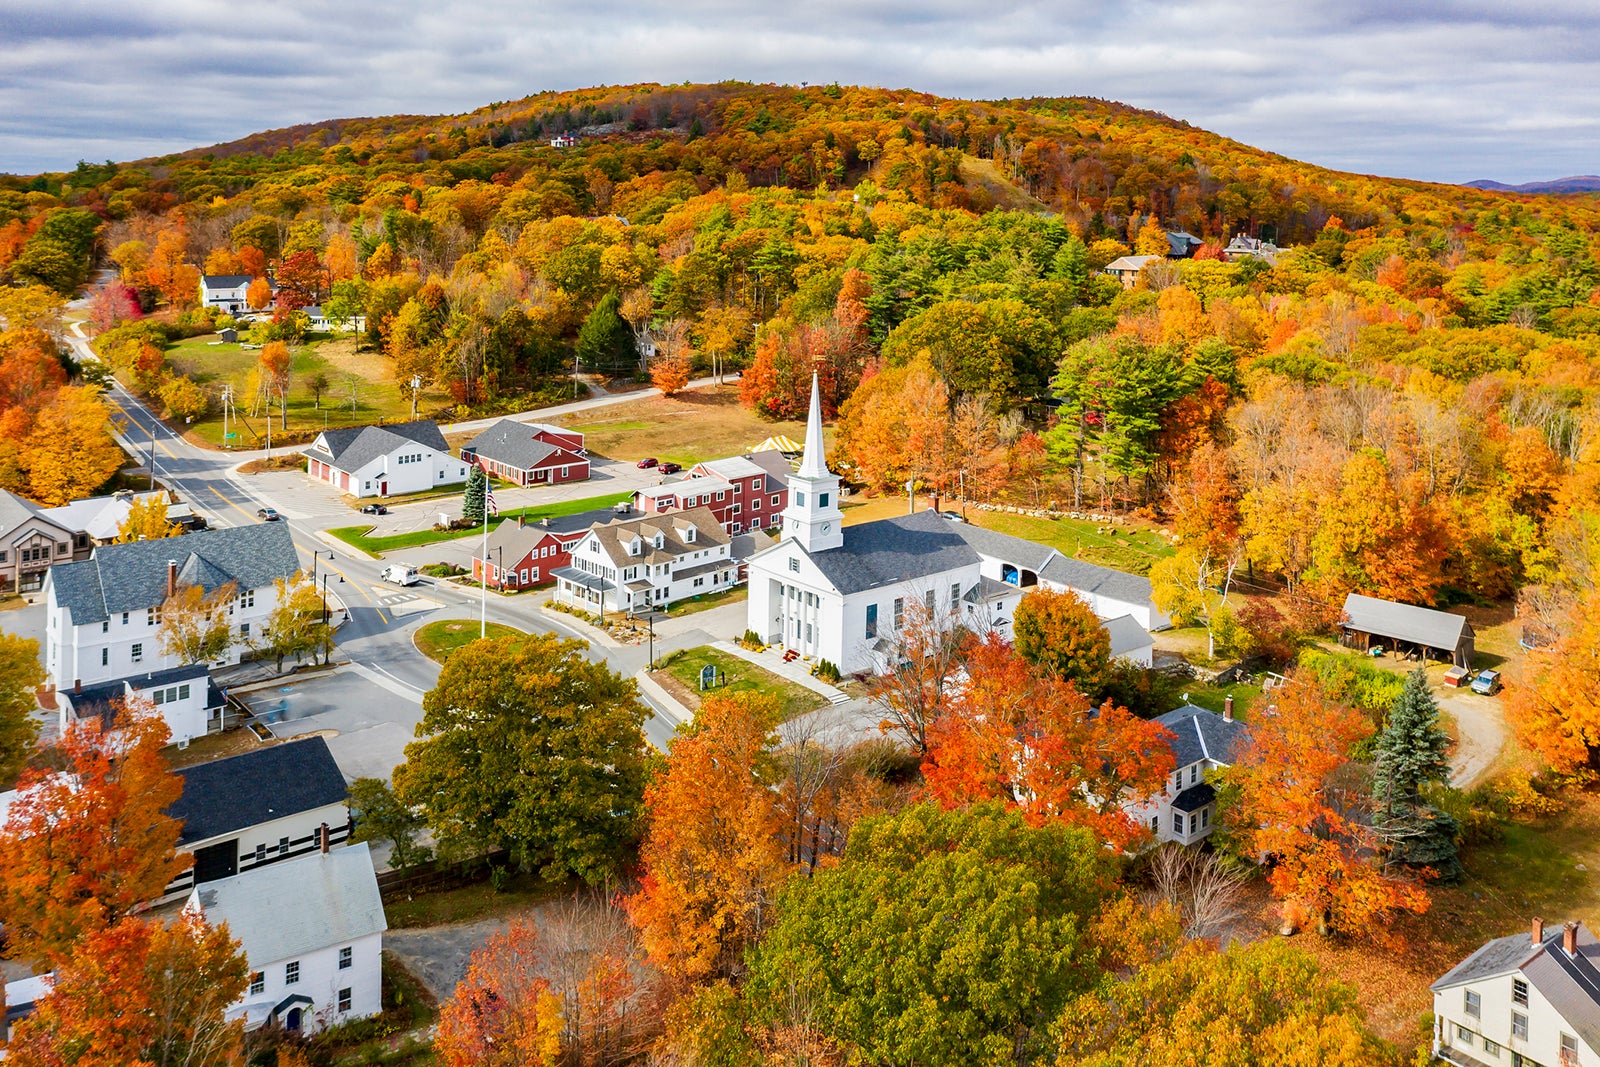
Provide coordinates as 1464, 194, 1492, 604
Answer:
462, 464, 487, 526
1373, 667, 1462, 882
575, 291, 637, 376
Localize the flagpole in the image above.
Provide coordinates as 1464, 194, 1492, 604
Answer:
480, 498, 489, 639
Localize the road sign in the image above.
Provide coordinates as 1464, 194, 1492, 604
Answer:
699, 664, 716, 691
224, 432, 238, 439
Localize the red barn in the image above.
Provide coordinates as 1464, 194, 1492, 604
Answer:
461, 420, 590, 486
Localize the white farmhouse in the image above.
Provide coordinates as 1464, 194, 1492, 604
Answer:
553, 505, 735, 614
1122, 701, 1249, 845
744, 377, 1017, 676
303, 420, 466, 499
198, 274, 256, 313
187, 841, 386, 1035
160, 735, 352, 903
59, 662, 226, 746
1432, 919, 1600, 1067
43, 522, 301, 691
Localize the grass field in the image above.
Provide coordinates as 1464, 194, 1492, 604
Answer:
654, 646, 827, 721
328, 490, 634, 554
413, 619, 524, 662
972, 510, 1174, 575
384, 870, 568, 929
162, 332, 454, 447
560, 385, 809, 466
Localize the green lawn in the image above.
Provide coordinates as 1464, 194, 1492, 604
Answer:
662, 584, 748, 617
158, 332, 452, 447
655, 646, 827, 721
328, 491, 635, 554
413, 619, 524, 663
384, 870, 569, 929
972, 510, 1174, 575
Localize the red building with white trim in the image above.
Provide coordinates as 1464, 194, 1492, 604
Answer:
461, 420, 590, 486
469, 503, 631, 590
632, 453, 790, 534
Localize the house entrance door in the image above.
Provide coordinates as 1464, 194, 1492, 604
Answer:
380, 481, 388, 495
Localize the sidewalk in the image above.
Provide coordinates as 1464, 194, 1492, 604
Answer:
711, 640, 850, 705
636, 670, 691, 730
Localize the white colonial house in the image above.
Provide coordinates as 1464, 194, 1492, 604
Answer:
160, 735, 352, 903
744, 379, 1015, 675
187, 842, 385, 1035
553, 505, 735, 615
59, 662, 225, 746
303, 420, 465, 499
199, 274, 256, 313
1122, 701, 1249, 845
43, 523, 301, 691
1432, 919, 1600, 1067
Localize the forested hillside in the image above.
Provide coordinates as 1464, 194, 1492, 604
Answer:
3, 80, 1600, 757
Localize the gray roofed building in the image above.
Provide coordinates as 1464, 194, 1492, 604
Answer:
1040, 554, 1157, 612
170, 735, 348, 846
1102, 614, 1154, 663
950, 521, 1056, 574
43, 489, 196, 544
805, 509, 979, 597
463, 419, 560, 471
304, 420, 449, 475
1432, 920, 1600, 1066
48, 521, 299, 627
1150, 703, 1250, 770
190, 843, 386, 969
0, 488, 42, 530
200, 274, 254, 290
1338, 592, 1475, 668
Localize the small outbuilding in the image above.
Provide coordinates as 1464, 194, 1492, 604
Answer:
1337, 592, 1475, 669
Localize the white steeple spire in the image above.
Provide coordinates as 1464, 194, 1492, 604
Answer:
782, 371, 843, 553
798, 372, 828, 479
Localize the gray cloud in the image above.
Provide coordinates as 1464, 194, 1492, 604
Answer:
0, 0, 1595, 183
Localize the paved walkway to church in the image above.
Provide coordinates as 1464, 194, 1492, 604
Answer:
711, 640, 850, 705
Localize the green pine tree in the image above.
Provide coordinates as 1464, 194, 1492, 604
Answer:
575, 290, 637, 376
462, 464, 487, 526
1373, 668, 1461, 883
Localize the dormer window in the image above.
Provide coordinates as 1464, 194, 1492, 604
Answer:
685, 526, 697, 543
654, 534, 665, 550
629, 537, 643, 556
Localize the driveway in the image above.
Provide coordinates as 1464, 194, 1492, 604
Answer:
1439, 690, 1507, 789
235, 665, 427, 783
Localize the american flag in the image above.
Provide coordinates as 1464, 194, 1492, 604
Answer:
485, 488, 499, 516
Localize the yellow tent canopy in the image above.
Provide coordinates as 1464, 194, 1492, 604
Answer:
749, 435, 803, 456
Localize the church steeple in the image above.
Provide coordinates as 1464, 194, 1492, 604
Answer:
782, 373, 844, 553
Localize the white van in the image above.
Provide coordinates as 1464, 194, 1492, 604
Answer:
381, 564, 420, 586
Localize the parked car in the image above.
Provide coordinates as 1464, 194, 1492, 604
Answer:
659, 462, 682, 475
256, 507, 280, 521
938, 510, 966, 523
1442, 665, 1471, 688
637, 457, 658, 469
360, 504, 388, 515
176, 515, 209, 531
1470, 669, 1502, 696
380, 564, 420, 586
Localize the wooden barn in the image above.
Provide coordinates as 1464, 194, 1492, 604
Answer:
1337, 593, 1475, 669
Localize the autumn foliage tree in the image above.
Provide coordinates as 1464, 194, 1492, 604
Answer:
0, 629, 43, 788
922, 635, 1175, 850
435, 921, 563, 1067
0, 703, 191, 966
629, 692, 789, 983
115, 494, 184, 542
1011, 588, 1113, 697
1509, 582, 1600, 773
1220, 676, 1429, 936
158, 580, 238, 665
7, 912, 247, 1067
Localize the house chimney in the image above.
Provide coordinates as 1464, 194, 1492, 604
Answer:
166, 560, 178, 598
518, 515, 525, 528
319, 822, 331, 854
1533, 917, 1545, 946
1565, 921, 1579, 957
1223, 696, 1234, 722
73, 678, 81, 695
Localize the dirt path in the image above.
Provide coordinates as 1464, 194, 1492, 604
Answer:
1439, 691, 1508, 789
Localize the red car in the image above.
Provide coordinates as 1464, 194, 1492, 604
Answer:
637, 457, 658, 469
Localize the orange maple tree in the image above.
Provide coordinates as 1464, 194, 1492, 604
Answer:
435, 920, 564, 1067
6, 911, 246, 1067
922, 636, 1175, 850
1508, 583, 1600, 772
0, 701, 191, 966
628, 692, 790, 982
1221, 676, 1429, 936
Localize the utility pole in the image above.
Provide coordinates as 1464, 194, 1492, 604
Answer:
410, 375, 420, 421
221, 385, 231, 450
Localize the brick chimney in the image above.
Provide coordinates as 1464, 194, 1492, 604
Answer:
1533, 917, 1545, 946
1223, 695, 1234, 722
166, 560, 178, 598
1565, 921, 1579, 957
73, 678, 81, 694
319, 822, 331, 854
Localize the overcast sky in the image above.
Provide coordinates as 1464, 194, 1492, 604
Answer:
2, 0, 1596, 184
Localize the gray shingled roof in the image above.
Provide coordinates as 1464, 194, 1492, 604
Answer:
1040, 553, 1156, 608
1340, 593, 1471, 650
1151, 704, 1250, 769
49, 522, 299, 626
1433, 923, 1600, 1052
192, 842, 385, 967
0, 488, 42, 534
806, 509, 979, 596
305, 421, 448, 474
200, 275, 253, 289
1103, 614, 1152, 657
463, 419, 562, 471
170, 735, 347, 846
950, 520, 1058, 573
1172, 782, 1216, 813
67, 663, 218, 729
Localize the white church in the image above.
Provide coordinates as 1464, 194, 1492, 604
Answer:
744, 376, 1169, 676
